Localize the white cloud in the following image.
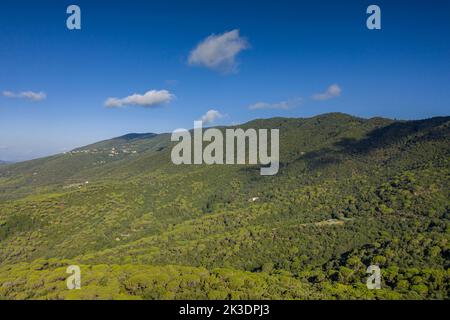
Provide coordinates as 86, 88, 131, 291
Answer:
105, 89, 174, 108
312, 84, 342, 101
188, 29, 249, 73
3, 90, 46, 101
248, 98, 302, 110
198, 109, 224, 125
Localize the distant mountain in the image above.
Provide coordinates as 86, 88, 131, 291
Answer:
72, 132, 158, 152
0, 160, 11, 165
0, 113, 449, 300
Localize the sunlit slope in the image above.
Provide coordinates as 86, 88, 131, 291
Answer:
0, 113, 449, 299
0, 113, 390, 196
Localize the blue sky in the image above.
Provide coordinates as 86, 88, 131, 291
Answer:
0, 0, 449, 161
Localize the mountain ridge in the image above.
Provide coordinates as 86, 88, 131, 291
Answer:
4, 112, 449, 166
0, 113, 448, 199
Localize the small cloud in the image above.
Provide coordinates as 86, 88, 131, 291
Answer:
165, 79, 178, 86
3, 90, 46, 101
105, 89, 174, 108
248, 98, 302, 110
312, 84, 342, 101
198, 109, 224, 125
188, 29, 250, 73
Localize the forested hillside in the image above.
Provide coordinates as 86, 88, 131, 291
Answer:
0, 113, 448, 300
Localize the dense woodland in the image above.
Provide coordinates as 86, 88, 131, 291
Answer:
0, 113, 448, 299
